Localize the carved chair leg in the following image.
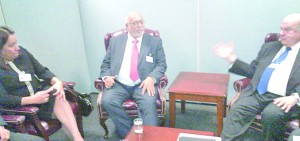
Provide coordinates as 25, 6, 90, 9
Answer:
28, 115, 49, 141
100, 118, 109, 138
76, 112, 84, 138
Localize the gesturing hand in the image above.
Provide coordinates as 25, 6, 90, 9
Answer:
213, 42, 237, 63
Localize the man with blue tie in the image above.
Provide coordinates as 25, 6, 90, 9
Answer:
99, 12, 167, 138
214, 13, 300, 140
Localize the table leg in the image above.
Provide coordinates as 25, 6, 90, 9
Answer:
169, 93, 176, 128
181, 100, 185, 113
224, 97, 227, 117
216, 98, 225, 137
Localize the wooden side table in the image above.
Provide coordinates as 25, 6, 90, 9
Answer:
168, 72, 230, 136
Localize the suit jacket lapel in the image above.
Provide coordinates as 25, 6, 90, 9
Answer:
290, 51, 300, 74
264, 44, 282, 67
139, 34, 151, 64
289, 49, 300, 81
116, 35, 128, 70
255, 44, 282, 81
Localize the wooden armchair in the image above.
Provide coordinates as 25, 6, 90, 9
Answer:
0, 82, 84, 141
2, 115, 27, 133
94, 28, 168, 138
229, 33, 300, 140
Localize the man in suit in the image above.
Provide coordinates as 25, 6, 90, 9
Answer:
0, 115, 44, 141
214, 13, 300, 140
99, 12, 167, 138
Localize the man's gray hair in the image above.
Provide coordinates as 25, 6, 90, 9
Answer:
124, 12, 143, 26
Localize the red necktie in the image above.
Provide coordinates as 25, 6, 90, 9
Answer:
130, 39, 139, 82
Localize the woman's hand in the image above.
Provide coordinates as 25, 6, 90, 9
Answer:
50, 77, 66, 101
33, 89, 52, 104
21, 89, 51, 105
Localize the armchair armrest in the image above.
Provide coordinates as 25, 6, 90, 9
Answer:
2, 115, 28, 133
94, 79, 105, 107
158, 75, 168, 89
94, 79, 106, 118
2, 115, 26, 125
63, 81, 78, 103
158, 75, 168, 102
63, 81, 76, 90
229, 78, 251, 109
94, 79, 105, 92
157, 75, 168, 115
0, 106, 41, 134
233, 78, 251, 93
0, 106, 39, 115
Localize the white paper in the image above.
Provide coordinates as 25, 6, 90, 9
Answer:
293, 136, 300, 141
177, 133, 221, 141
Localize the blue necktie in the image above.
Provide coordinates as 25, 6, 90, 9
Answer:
257, 47, 291, 94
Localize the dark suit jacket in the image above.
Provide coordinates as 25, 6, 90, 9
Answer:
100, 33, 167, 82
229, 41, 300, 98
0, 47, 56, 108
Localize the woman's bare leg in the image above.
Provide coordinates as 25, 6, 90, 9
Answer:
53, 97, 83, 141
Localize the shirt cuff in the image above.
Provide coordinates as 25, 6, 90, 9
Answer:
291, 93, 300, 106
151, 76, 157, 83
102, 76, 108, 82
229, 64, 233, 69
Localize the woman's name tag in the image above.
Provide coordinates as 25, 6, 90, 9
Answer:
19, 73, 32, 82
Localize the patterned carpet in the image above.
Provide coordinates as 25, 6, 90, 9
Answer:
50, 94, 262, 141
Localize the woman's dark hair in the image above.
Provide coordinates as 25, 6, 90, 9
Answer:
0, 26, 15, 50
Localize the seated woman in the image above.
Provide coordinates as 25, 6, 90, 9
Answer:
0, 26, 84, 141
